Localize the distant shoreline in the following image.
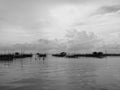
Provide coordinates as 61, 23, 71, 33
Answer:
1, 52, 120, 61
52, 52, 120, 58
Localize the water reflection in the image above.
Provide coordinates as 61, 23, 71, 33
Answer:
0, 56, 120, 90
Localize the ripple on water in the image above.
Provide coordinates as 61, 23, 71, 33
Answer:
0, 57, 120, 90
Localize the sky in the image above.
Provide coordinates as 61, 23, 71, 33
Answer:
0, 0, 120, 53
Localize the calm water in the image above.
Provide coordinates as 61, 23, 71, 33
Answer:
0, 56, 120, 90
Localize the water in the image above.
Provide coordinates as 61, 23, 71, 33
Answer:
0, 56, 120, 90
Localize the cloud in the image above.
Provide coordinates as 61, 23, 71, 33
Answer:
95, 5, 120, 15
0, 30, 101, 53
73, 7, 120, 39
0, 0, 120, 53
1, 29, 120, 53
0, 3, 53, 45
65, 30, 102, 52
0, 39, 64, 53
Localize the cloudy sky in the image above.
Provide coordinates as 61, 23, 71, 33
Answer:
0, 0, 120, 52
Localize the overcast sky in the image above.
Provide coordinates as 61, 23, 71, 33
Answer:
0, 0, 120, 52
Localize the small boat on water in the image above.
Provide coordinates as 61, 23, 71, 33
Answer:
52, 52, 67, 57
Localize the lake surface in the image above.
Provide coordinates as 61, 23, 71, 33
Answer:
0, 56, 120, 90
